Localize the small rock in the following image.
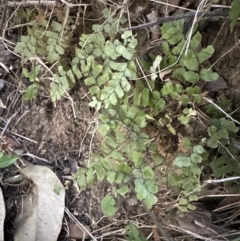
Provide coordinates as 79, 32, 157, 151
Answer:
0, 79, 5, 91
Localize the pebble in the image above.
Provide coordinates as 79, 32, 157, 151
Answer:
0, 79, 5, 91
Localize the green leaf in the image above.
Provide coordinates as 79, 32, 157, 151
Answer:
135, 180, 148, 200
125, 67, 137, 79
167, 124, 176, 135
174, 156, 191, 167
183, 71, 199, 84
116, 45, 133, 60
179, 198, 188, 205
186, 87, 195, 95
162, 41, 170, 55
161, 82, 174, 96
125, 224, 148, 241
172, 67, 185, 80
104, 41, 120, 60
117, 163, 131, 175
101, 195, 116, 216
144, 193, 158, 209
176, 19, 184, 32
197, 46, 214, 64
22, 68, 30, 78
172, 39, 185, 55
48, 51, 59, 63
168, 32, 184, 45
51, 20, 62, 32
111, 150, 124, 161
190, 32, 201, 50
0, 153, 18, 168
178, 206, 188, 212
220, 118, 239, 132
167, 173, 179, 186
60, 76, 69, 88
193, 145, 204, 154
200, 68, 218, 82
141, 88, 149, 107
105, 136, 118, 149
115, 84, 124, 98
55, 44, 64, 55
98, 123, 110, 136
189, 195, 198, 201
130, 151, 143, 168
109, 61, 127, 71
85, 76, 96, 86
109, 92, 118, 105
107, 171, 116, 183
97, 73, 109, 86
188, 203, 197, 211
190, 153, 202, 164
193, 94, 202, 103
181, 50, 199, 71
66, 69, 75, 83
23, 84, 39, 100
72, 65, 82, 79
118, 185, 129, 196
145, 180, 158, 193
135, 116, 147, 128
86, 168, 95, 185
115, 173, 124, 184
101, 157, 114, 171
128, 38, 138, 49
141, 166, 154, 180
230, 0, 240, 30
121, 30, 132, 39
77, 174, 87, 189
121, 76, 131, 92
92, 65, 103, 78
32, 65, 41, 78
180, 95, 189, 104
94, 163, 105, 182
189, 164, 202, 176
89, 85, 100, 95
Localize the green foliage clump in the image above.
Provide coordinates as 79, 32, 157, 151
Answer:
75, 16, 238, 215
15, 7, 240, 217
229, 0, 240, 30
0, 152, 18, 168
22, 65, 41, 100
125, 224, 147, 241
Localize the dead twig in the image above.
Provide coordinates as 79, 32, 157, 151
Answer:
119, 9, 230, 31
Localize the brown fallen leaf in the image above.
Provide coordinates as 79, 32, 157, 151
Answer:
0, 99, 5, 108
14, 165, 65, 241
0, 187, 5, 241
1, 134, 21, 148
69, 219, 90, 240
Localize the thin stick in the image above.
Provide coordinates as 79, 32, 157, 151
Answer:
0, 112, 18, 138
119, 9, 230, 31
7, 1, 89, 7
0, 128, 38, 144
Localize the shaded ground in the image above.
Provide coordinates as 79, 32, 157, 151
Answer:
1, 1, 240, 240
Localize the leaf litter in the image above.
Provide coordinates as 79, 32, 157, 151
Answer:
14, 165, 65, 241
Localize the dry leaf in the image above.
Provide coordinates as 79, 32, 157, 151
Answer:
69, 219, 90, 240
14, 165, 65, 241
0, 99, 5, 109
0, 188, 5, 241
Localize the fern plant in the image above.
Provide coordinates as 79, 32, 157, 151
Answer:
74, 15, 222, 214
15, 7, 240, 216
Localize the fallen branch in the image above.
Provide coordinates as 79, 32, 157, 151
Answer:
120, 9, 230, 31
7, 1, 90, 7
